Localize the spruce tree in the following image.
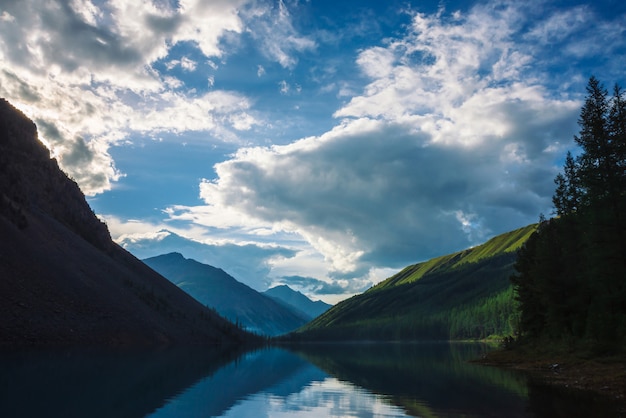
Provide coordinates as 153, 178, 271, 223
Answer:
512, 76, 626, 348
575, 76, 611, 204
553, 151, 581, 216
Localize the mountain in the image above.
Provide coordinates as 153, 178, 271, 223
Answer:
290, 224, 537, 341
143, 253, 309, 336
0, 99, 253, 346
118, 229, 295, 292
263, 285, 332, 320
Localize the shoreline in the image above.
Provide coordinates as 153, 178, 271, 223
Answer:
474, 348, 626, 409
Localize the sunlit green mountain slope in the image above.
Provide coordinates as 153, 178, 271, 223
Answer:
291, 224, 537, 341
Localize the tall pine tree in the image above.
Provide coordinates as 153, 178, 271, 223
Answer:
512, 77, 626, 350
552, 151, 581, 216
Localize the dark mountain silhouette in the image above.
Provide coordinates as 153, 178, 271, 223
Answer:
0, 98, 253, 346
0, 346, 248, 418
143, 253, 310, 336
263, 285, 331, 319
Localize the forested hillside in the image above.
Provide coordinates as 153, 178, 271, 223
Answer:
290, 224, 536, 341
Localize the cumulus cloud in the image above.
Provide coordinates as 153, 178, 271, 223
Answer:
197, 116, 562, 274
0, 0, 256, 195
0, 67, 258, 193
183, 1, 590, 279
243, 0, 316, 69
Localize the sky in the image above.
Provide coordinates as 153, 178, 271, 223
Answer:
1, 0, 625, 304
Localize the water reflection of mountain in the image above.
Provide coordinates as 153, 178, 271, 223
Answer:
0, 346, 328, 418
0, 346, 245, 418
3, 344, 619, 417
148, 347, 328, 417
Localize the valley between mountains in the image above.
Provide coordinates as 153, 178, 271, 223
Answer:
0, 96, 535, 345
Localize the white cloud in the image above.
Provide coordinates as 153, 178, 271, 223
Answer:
279, 80, 290, 94
356, 47, 395, 79
163, 202, 266, 232
164, 76, 184, 89
0, 11, 15, 22
521, 4, 626, 79
165, 57, 198, 72
525, 5, 589, 45
243, 0, 316, 69
0, 0, 259, 195
174, 0, 246, 58
182, 57, 197, 71
181, 1, 587, 280
69, 0, 102, 26
0, 66, 258, 194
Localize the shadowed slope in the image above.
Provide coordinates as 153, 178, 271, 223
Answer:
0, 99, 253, 346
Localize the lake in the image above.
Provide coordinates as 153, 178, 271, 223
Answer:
0, 342, 619, 417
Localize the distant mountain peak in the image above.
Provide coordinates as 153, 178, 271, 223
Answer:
162, 251, 186, 260
143, 254, 309, 336
271, 284, 304, 295
263, 285, 332, 320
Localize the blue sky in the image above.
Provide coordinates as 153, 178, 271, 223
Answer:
1, 0, 625, 303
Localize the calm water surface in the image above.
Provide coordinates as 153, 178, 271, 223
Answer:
0, 343, 620, 417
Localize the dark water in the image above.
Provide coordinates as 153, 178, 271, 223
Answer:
0, 343, 620, 417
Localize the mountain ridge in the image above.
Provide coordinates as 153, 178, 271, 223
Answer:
263, 285, 332, 319
144, 253, 309, 336
372, 224, 537, 291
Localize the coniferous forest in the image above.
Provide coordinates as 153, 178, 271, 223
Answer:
511, 77, 626, 353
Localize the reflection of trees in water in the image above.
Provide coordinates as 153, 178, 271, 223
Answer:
290, 342, 622, 418
527, 380, 622, 418
0, 346, 327, 418
290, 342, 530, 417
6, 344, 619, 418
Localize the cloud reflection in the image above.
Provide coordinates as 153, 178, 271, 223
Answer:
147, 347, 408, 418
221, 377, 408, 418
